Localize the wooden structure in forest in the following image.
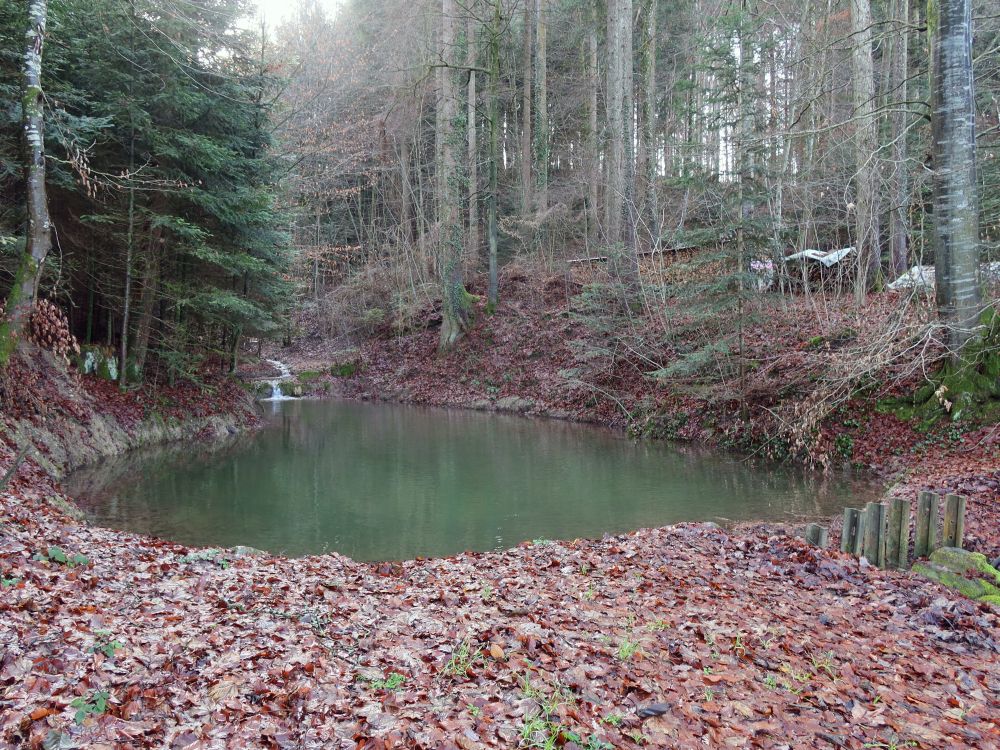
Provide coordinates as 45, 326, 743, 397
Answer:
804, 491, 967, 570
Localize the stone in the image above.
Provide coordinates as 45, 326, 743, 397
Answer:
557, 368, 584, 379
287, 383, 304, 398
912, 563, 1000, 600
929, 547, 1000, 585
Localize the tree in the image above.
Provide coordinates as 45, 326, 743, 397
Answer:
930, 0, 981, 355
438, 0, 474, 349
851, 0, 879, 301
533, 0, 548, 212
0, 0, 52, 365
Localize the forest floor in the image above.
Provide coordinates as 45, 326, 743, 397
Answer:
1, 275, 999, 748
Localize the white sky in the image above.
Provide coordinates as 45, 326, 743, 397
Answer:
250, 0, 340, 29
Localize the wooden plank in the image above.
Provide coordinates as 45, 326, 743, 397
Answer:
914, 491, 940, 558
885, 498, 910, 569
841, 508, 861, 554
862, 502, 886, 567
805, 523, 829, 549
942, 494, 966, 548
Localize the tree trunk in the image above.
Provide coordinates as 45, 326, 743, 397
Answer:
606, 0, 626, 244
487, 0, 501, 307
1, 0, 52, 364
930, 0, 981, 355
439, 0, 473, 349
467, 16, 479, 260
851, 0, 880, 301
131, 247, 161, 377
640, 0, 658, 246
889, 0, 910, 277
534, 0, 548, 212
587, 0, 600, 247
520, 3, 533, 213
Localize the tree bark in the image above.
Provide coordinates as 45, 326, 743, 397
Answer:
851, 0, 880, 301
930, 0, 981, 354
534, 0, 548, 212
1, 0, 52, 364
889, 0, 910, 277
439, 0, 473, 349
520, 2, 533, 213
640, 0, 658, 246
467, 16, 479, 260
487, 0, 501, 307
587, 0, 600, 247
606, 0, 626, 244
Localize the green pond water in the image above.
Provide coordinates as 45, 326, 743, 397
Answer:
66, 399, 881, 560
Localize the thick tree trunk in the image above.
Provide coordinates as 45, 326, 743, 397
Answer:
487, 0, 501, 307
1, 0, 52, 364
851, 0, 880, 301
889, 0, 910, 277
534, 0, 548, 212
640, 0, 658, 246
439, 0, 473, 350
467, 16, 479, 260
930, 0, 981, 355
587, 0, 600, 247
605, 0, 626, 244
520, 3, 533, 213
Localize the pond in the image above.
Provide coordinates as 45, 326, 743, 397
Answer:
66, 400, 881, 560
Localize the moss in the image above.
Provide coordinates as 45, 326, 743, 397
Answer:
980, 594, 1000, 607
805, 335, 825, 349
913, 562, 1000, 601
878, 307, 1000, 426
929, 547, 1000, 586
331, 362, 358, 378
298, 370, 322, 383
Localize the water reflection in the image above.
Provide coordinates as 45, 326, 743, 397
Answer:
65, 400, 883, 560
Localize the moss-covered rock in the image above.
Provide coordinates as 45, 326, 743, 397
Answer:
913, 547, 1000, 606
929, 547, 1000, 585
912, 562, 1000, 600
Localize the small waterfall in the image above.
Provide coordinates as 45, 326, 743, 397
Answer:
260, 359, 295, 401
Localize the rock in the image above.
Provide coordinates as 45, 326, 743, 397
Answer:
468, 399, 492, 411
992, 556, 1000, 571
287, 383, 304, 398
929, 547, 1000, 585
557, 368, 584, 379
913, 560, 1000, 602
495, 396, 534, 413
254, 383, 274, 400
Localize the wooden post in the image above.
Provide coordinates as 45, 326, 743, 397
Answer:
885, 498, 910, 569
942, 493, 966, 548
805, 523, 829, 549
914, 491, 940, 558
841, 508, 862, 554
862, 502, 886, 568
853, 512, 867, 557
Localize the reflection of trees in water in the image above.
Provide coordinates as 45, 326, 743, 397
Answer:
66, 401, 885, 560
65, 431, 248, 509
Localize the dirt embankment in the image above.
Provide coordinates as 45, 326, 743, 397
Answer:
1, 348, 260, 480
